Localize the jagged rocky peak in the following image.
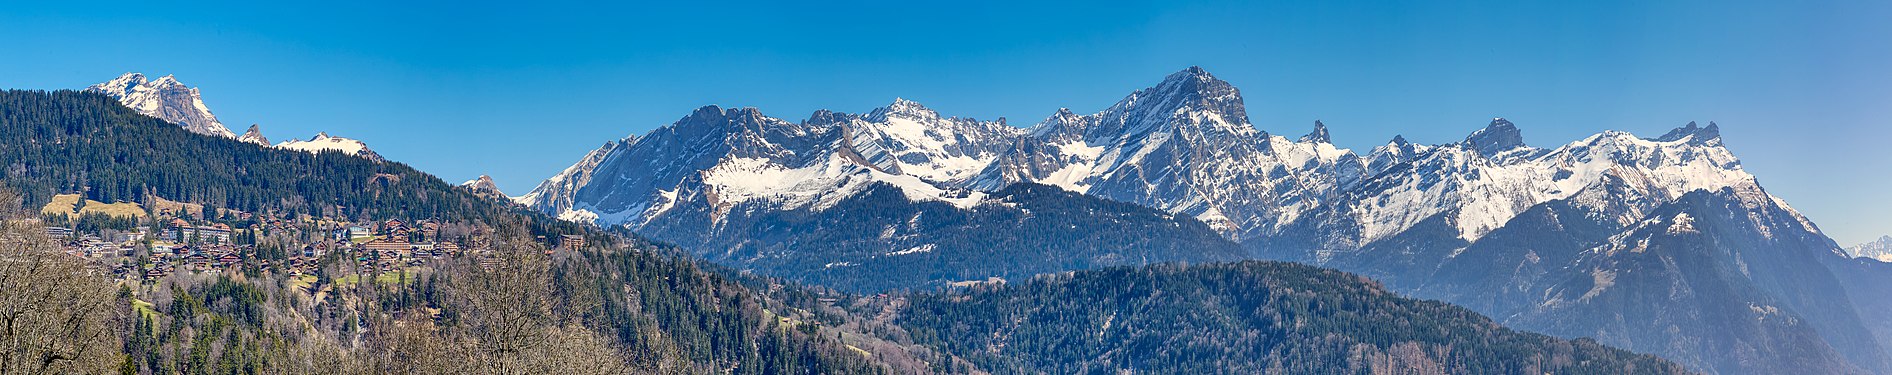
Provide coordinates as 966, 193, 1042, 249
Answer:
237, 124, 269, 146
1051, 107, 1079, 119
1082, 66, 1253, 140
461, 175, 507, 200
1462, 117, 1526, 156
91, 72, 148, 94
1142, 66, 1246, 119
675, 105, 788, 134
1848, 235, 1892, 261
86, 72, 236, 138
1300, 120, 1331, 143
867, 97, 943, 122
1653, 121, 1722, 144
684, 105, 729, 123
1389, 134, 1409, 145
804, 109, 855, 126
668, 105, 756, 137
1026, 107, 1093, 141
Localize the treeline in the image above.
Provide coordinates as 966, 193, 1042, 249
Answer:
896, 261, 1692, 375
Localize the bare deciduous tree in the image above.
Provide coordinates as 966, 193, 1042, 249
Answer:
0, 190, 120, 374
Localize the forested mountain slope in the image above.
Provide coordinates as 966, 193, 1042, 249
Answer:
0, 89, 890, 374
0, 90, 513, 225
896, 261, 1691, 375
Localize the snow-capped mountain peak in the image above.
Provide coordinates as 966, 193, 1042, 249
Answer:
1652, 120, 1722, 145
86, 72, 236, 138
866, 97, 941, 122
1096, 66, 1253, 138
847, 98, 1022, 182
1301, 120, 1332, 143
1848, 235, 1892, 262
460, 175, 508, 200
237, 124, 269, 146
276, 132, 385, 162
1461, 117, 1526, 156
91, 73, 146, 95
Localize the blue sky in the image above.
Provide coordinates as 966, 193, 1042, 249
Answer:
3, 0, 1889, 244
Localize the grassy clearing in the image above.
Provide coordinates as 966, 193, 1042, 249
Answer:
39, 194, 81, 216
335, 269, 416, 286
132, 299, 158, 323
290, 274, 318, 291
40, 193, 148, 218
79, 200, 146, 218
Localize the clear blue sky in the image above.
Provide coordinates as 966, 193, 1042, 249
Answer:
3, 1, 1889, 244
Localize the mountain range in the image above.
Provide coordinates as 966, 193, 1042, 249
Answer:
1849, 235, 1892, 262
519, 67, 1892, 374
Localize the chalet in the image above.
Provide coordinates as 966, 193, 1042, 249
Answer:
217, 252, 242, 267
381, 219, 406, 234
185, 253, 212, 271
435, 241, 462, 256
44, 226, 73, 239
408, 243, 438, 258
362, 239, 410, 253
558, 234, 586, 250
419, 221, 441, 240
194, 224, 233, 244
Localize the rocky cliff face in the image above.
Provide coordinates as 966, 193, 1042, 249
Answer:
87, 73, 235, 138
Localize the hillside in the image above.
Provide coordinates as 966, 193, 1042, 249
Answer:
0, 90, 504, 225
0, 89, 889, 374
897, 261, 1691, 375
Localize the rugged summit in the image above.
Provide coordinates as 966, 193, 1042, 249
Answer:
460, 175, 507, 200
87, 73, 235, 138
1850, 235, 1892, 262
237, 124, 269, 146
